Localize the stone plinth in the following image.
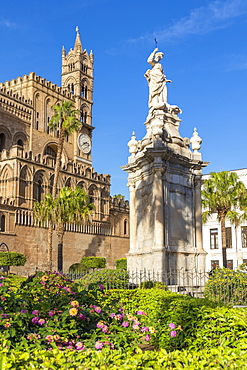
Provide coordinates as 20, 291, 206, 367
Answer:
122, 107, 208, 274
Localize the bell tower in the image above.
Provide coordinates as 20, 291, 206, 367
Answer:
61, 27, 94, 165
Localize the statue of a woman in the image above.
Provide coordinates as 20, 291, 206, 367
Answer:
144, 48, 171, 111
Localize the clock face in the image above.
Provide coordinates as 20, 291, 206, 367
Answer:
78, 133, 91, 154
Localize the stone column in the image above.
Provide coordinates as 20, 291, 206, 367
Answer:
153, 163, 164, 251
194, 175, 204, 252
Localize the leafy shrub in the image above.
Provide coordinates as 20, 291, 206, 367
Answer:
76, 269, 129, 290
0, 252, 26, 266
80, 256, 106, 269
103, 289, 230, 351
68, 263, 86, 273
204, 267, 247, 304
2, 345, 247, 369
115, 258, 127, 270
139, 281, 167, 289
1, 271, 155, 354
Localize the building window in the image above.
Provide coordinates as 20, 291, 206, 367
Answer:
227, 260, 233, 270
0, 133, 6, 151
210, 229, 219, 249
17, 139, 23, 147
124, 219, 127, 235
226, 227, 232, 248
0, 215, 5, 232
211, 260, 219, 270
241, 226, 247, 248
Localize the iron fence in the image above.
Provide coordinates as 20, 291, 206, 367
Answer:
65, 269, 247, 305
66, 269, 210, 298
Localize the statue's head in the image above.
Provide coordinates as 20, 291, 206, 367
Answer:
154, 52, 164, 62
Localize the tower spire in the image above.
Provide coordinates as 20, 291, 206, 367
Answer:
74, 26, 82, 53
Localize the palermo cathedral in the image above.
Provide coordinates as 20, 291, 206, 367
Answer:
0, 30, 129, 275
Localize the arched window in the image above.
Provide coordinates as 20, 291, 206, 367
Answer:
80, 109, 87, 124
37, 180, 42, 202
124, 219, 128, 235
0, 133, 6, 151
45, 146, 56, 159
17, 139, 23, 147
81, 83, 88, 99
0, 215, 5, 232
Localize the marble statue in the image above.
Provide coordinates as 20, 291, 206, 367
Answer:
144, 48, 171, 111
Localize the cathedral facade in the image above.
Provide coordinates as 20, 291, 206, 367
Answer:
0, 30, 129, 275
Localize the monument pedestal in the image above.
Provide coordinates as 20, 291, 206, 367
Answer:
122, 106, 208, 274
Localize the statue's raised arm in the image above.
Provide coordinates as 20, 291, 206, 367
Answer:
144, 48, 171, 112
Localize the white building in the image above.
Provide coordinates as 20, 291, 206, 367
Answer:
202, 168, 247, 271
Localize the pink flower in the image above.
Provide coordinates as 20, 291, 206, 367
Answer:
32, 310, 39, 315
31, 316, 39, 324
78, 313, 86, 320
145, 334, 151, 341
94, 306, 101, 314
102, 325, 108, 333
38, 318, 46, 325
137, 310, 147, 316
48, 310, 55, 317
132, 323, 139, 330
75, 342, 84, 350
20, 309, 28, 313
110, 313, 115, 319
169, 323, 176, 330
122, 321, 129, 327
170, 330, 177, 337
95, 341, 104, 350
141, 326, 149, 332
99, 284, 104, 291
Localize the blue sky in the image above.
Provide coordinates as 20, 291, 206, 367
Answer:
1, 0, 247, 199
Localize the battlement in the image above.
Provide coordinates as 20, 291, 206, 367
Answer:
0, 91, 32, 122
110, 197, 129, 211
0, 147, 111, 184
0, 72, 75, 100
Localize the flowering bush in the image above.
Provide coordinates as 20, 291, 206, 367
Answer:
0, 271, 155, 353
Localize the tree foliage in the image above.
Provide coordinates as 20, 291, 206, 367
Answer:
202, 171, 247, 267
0, 252, 26, 266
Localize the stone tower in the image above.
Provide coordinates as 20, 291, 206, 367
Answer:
61, 27, 94, 165
122, 48, 208, 273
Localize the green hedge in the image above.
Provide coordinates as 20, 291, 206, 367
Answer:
115, 258, 127, 270
204, 267, 247, 304
1, 346, 247, 369
0, 252, 26, 266
76, 269, 129, 290
80, 256, 106, 269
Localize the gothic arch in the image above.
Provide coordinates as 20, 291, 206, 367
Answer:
43, 141, 69, 167
19, 165, 32, 206
65, 77, 76, 94
100, 187, 109, 219
80, 103, 90, 124
33, 170, 48, 202
81, 78, 90, 99
0, 125, 11, 151
13, 132, 28, 148
77, 180, 85, 190
0, 164, 13, 200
